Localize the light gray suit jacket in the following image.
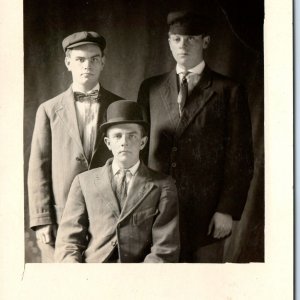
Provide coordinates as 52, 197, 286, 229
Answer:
54, 159, 180, 263
28, 85, 122, 229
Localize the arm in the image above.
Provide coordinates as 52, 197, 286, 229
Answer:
28, 104, 54, 230
208, 85, 253, 239
216, 84, 254, 219
54, 176, 89, 263
144, 177, 180, 263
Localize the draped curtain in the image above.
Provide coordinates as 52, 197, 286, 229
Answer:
24, 0, 264, 262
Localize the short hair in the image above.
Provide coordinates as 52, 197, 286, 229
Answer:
105, 124, 147, 138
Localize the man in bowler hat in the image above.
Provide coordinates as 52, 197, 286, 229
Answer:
55, 100, 180, 263
137, 11, 253, 262
28, 31, 123, 262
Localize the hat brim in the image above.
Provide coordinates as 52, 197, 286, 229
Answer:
100, 120, 149, 135
66, 41, 102, 51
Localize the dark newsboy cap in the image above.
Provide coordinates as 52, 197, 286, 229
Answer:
100, 100, 149, 134
62, 31, 106, 52
167, 11, 211, 35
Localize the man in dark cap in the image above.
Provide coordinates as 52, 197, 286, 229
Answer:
55, 100, 180, 263
137, 11, 253, 262
28, 31, 123, 262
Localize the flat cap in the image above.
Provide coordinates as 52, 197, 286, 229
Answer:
167, 11, 211, 35
62, 31, 106, 52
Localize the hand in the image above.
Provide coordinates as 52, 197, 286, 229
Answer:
35, 224, 57, 245
208, 212, 232, 239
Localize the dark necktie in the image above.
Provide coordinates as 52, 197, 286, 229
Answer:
116, 169, 129, 209
177, 73, 189, 117
74, 90, 99, 103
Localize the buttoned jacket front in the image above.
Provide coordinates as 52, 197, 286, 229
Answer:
54, 159, 180, 263
137, 66, 254, 249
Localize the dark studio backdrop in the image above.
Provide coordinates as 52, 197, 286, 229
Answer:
24, 0, 264, 263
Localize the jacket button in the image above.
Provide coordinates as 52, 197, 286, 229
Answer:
111, 241, 117, 246
171, 162, 176, 168
172, 147, 177, 152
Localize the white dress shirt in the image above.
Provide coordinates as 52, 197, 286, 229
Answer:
72, 83, 100, 161
176, 61, 205, 93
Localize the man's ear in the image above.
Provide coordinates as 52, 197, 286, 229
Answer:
65, 57, 71, 71
104, 137, 111, 150
203, 36, 210, 49
140, 136, 148, 150
101, 55, 106, 67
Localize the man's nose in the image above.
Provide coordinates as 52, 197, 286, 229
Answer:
120, 135, 129, 145
179, 38, 188, 48
83, 59, 92, 68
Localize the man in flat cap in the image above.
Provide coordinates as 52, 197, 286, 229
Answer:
137, 11, 253, 262
55, 100, 180, 263
28, 31, 123, 262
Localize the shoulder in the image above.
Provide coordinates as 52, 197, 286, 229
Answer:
144, 165, 176, 188
209, 68, 243, 91
36, 88, 70, 115
140, 72, 172, 89
77, 166, 103, 181
101, 87, 123, 102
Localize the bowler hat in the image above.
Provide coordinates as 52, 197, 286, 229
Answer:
167, 11, 211, 35
62, 31, 106, 52
100, 100, 149, 134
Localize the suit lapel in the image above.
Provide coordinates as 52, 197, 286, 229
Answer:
175, 66, 215, 138
91, 87, 113, 160
159, 70, 181, 130
55, 86, 85, 155
94, 159, 120, 218
118, 162, 154, 223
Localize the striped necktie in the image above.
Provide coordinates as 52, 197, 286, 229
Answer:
177, 72, 189, 117
116, 169, 129, 209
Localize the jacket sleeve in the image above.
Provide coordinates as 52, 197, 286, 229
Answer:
28, 104, 54, 228
54, 176, 89, 263
144, 176, 180, 263
216, 84, 254, 219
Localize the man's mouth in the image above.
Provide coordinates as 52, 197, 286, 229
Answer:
119, 150, 130, 154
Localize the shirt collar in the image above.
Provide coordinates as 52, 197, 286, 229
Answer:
112, 159, 140, 176
72, 82, 100, 94
176, 60, 205, 75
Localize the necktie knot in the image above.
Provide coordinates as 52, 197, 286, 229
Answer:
74, 90, 100, 103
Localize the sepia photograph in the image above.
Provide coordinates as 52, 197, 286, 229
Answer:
0, 0, 293, 298
24, 0, 264, 264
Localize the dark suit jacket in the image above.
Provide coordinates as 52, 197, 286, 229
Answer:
28, 85, 122, 229
137, 66, 254, 250
54, 159, 180, 263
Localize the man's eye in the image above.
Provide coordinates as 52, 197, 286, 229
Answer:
188, 36, 195, 42
129, 134, 136, 139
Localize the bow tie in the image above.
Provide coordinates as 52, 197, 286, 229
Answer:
74, 90, 100, 103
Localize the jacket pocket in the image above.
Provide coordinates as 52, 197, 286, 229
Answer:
132, 207, 159, 226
